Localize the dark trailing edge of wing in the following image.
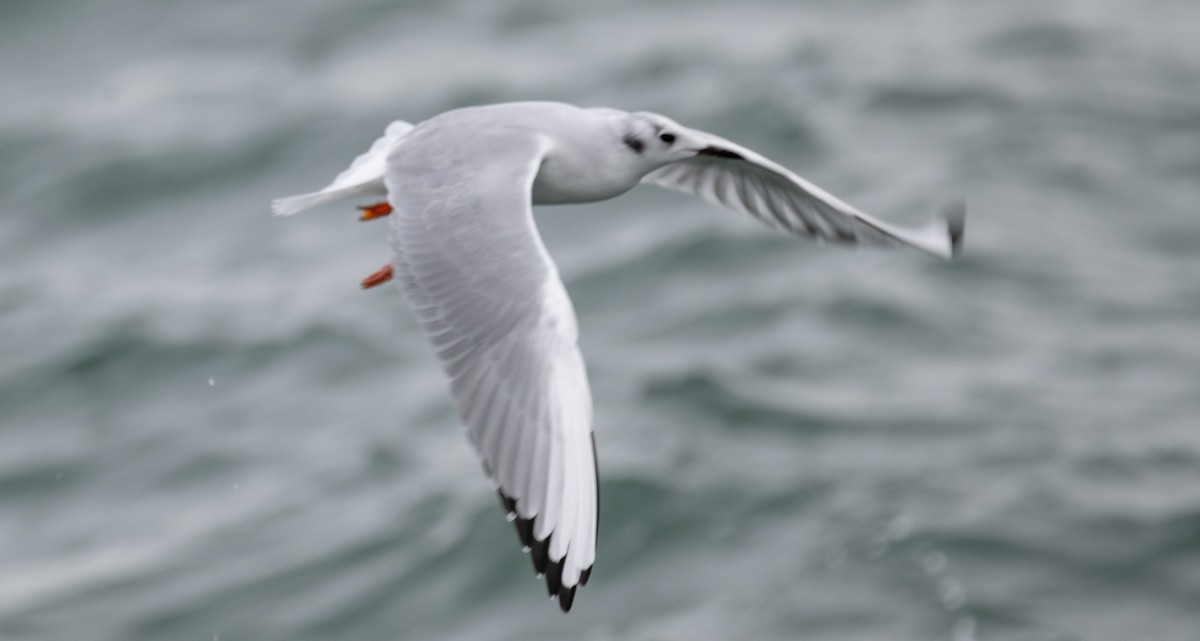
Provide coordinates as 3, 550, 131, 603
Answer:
546, 557, 562, 595
559, 585, 577, 611
491, 433, 600, 612
497, 492, 532, 547
496, 488, 595, 613
531, 534, 550, 575
586, 431, 598, 588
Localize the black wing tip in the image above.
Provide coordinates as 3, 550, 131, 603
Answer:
530, 534, 551, 575
548, 560, 593, 612
532, 539, 587, 612
497, 490, 587, 612
515, 518, 534, 550
557, 585, 577, 612
497, 423, 603, 616
943, 199, 967, 258
498, 490, 536, 550
497, 491, 516, 514
552, 567, 589, 612
545, 558, 563, 596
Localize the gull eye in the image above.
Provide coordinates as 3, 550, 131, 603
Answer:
659, 132, 676, 144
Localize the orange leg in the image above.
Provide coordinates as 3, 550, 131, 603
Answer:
357, 201, 393, 221
360, 264, 394, 290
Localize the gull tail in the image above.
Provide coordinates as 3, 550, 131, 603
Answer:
272, 190, 358, 217
270, 119, 415, 217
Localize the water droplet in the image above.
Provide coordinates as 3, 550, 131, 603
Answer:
208, 378, 216, 386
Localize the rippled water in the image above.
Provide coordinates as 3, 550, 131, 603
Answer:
3, 1, 1199, 639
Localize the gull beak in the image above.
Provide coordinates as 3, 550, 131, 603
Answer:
695, 146, 744, 160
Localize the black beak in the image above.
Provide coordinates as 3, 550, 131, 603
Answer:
696, 146, 744, 160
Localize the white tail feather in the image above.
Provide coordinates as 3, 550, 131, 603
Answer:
272, 190, 351, 217
270, 119, 414, 217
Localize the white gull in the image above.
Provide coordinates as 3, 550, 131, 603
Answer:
272, 101, 965, 612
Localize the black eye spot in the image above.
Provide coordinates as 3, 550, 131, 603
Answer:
659, 133, 676, 144
623, 134, 644, 153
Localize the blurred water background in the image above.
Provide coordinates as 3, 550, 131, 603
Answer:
2, 0, 1200, 639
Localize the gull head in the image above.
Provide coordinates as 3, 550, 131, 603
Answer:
618, 112, 713, 167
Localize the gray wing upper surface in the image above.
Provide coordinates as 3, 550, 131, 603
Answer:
644, 128, 965, 258
383, 123, 597, 611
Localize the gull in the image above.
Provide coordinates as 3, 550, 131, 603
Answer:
271, 101, 965, 612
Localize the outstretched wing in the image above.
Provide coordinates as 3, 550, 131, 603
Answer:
643, 129, 965, 258
272, 120, 414, 216
384, 124, 598, 612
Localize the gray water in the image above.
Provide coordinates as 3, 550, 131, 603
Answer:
3, 1, 1200, 639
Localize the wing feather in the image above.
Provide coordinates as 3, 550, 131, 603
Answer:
644, 129, 965, 257
384, 125, 598, 611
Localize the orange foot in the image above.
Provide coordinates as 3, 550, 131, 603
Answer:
361, 264, 394, 290
357, 201, 393, 221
